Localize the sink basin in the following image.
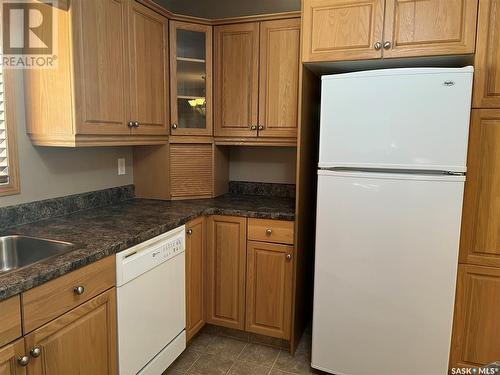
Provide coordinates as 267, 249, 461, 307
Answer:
0, 235, 76, 274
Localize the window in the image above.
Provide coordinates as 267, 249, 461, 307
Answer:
0, 67, 20, 196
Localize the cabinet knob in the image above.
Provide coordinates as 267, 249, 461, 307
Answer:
187, 229, 193, 235
266, 228, 272, 236
383, 41, 392, 50
74, 286, 85, 295
286, 254, 293, 261
30, 347, 42, 358
258, 125, 264, 131
17, 356, 29, 367
250, 125, 257, 131
133, 121, 139, 128
373, 42, 382, 50
127, 121, 134, 128
172, 123, 178, 129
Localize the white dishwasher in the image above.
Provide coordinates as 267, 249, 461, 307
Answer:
116, 226, 186, 375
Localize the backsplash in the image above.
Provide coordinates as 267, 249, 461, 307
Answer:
229, 181, 295, 199
0, 185, 135, 231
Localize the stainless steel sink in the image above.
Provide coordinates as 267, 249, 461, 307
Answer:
0, 235, 76, 274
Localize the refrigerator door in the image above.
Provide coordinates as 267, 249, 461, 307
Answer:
312, 170, 464, 375
319, 67, 473, 172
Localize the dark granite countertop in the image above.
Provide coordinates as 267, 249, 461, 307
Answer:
0, 194, 295, 301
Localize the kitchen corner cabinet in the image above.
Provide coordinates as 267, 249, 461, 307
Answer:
473, 0, 500, 108
214, 19, 300, 139
206, 216, 247, 330
450, 265, 500, 368
24, 0, 169, 147
301, 0, 478, 62
170, 22, 213, 136
459, 110, 500, 267
186, 217, 206, 341
246, 241, 293, 339
24, 289, 117, 375
0, 339, 26, 375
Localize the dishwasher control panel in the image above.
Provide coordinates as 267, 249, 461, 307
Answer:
116, 225, 185, 286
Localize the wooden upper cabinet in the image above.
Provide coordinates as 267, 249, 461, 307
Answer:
450, 265, 500, 368
301, 0, 385, 62
25, 289, 117, 375
72, 0, 130, 135
0, 339, 26, 375
246, 241, 293, 340
383, 0, 478, 58
258, 19, 300, 138
206, 216, 247, 330
473, 0, 500, 108
170, 22, 213, 136
460, 109, 500, 267
186, 217, 206, 340
129, 1, 169, 135
215, 23, 260, 137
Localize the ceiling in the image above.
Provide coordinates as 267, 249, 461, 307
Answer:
153, 0, 300, 19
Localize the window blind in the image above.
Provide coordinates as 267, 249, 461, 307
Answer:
0, 68, 9, 185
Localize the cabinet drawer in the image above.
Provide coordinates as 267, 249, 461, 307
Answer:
22, 256, 115, 333
0, 295, 21, 347
248, 219, 294, 245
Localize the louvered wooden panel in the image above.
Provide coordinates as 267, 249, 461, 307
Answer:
170, 144, 213, 199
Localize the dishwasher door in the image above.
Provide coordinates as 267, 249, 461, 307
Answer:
116, 227, 186, 375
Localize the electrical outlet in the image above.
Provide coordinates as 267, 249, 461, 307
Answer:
118, 158, 126, 175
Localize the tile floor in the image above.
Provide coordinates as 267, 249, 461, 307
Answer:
164, 330, 323, 375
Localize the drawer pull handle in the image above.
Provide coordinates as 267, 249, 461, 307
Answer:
30, 347, 42, 358
74, 286, 85, 295
266, 229, 272, 236
286, 254, 293, 261
187, 229, 193, 235
17, 356, 29, 366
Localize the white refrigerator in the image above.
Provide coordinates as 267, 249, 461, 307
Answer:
311, 67, 474, 375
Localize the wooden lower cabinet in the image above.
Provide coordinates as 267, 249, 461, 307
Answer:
186, 217, 206, 341
25, 288, 117, 375
0, 339, 26, 375
206, 216, 247, 330
450, 265, 500, 368
246, 241, 293, 339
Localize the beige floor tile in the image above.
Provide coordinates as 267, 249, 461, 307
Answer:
228, 361, 272, 375
188, 353, 234, 375
206, 335, 248, 359
238, 344, 280, 366
295, 334, 312, 354
164, 350, 200, 373
188, 333, 216, 353
274, 351, 314, 375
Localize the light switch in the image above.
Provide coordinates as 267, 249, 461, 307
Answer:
118, 158, 126, 175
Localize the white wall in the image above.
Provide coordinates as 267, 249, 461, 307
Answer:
0, 72, 134, 207
229, 147, 296, 184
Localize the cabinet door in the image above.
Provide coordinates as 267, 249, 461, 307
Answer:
170, 22, 213, 136
0, 339, 26, 375
258, 19, 300, 138
186, 217, 206, 341
206, 216, 247, 330
460, 110, 500, 267
450, 265, 500, 368
383, 0, 478, 58
301, 0, 385, 62
129, 1, 169, 135
72, 0, 131, 135
25, 289, 117, 375
246, 241, 293, 339
473, 0, 500, 108
215, 23, 259, 137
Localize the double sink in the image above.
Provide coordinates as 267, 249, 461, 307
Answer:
0, 235, 76, 275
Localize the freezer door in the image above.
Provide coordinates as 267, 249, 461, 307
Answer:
319, 67, 473, 172
312, 171, 464, 375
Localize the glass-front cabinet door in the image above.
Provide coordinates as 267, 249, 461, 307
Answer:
170, 21, 212, 136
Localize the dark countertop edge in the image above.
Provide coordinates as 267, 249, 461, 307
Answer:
0, 206, 295, 301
